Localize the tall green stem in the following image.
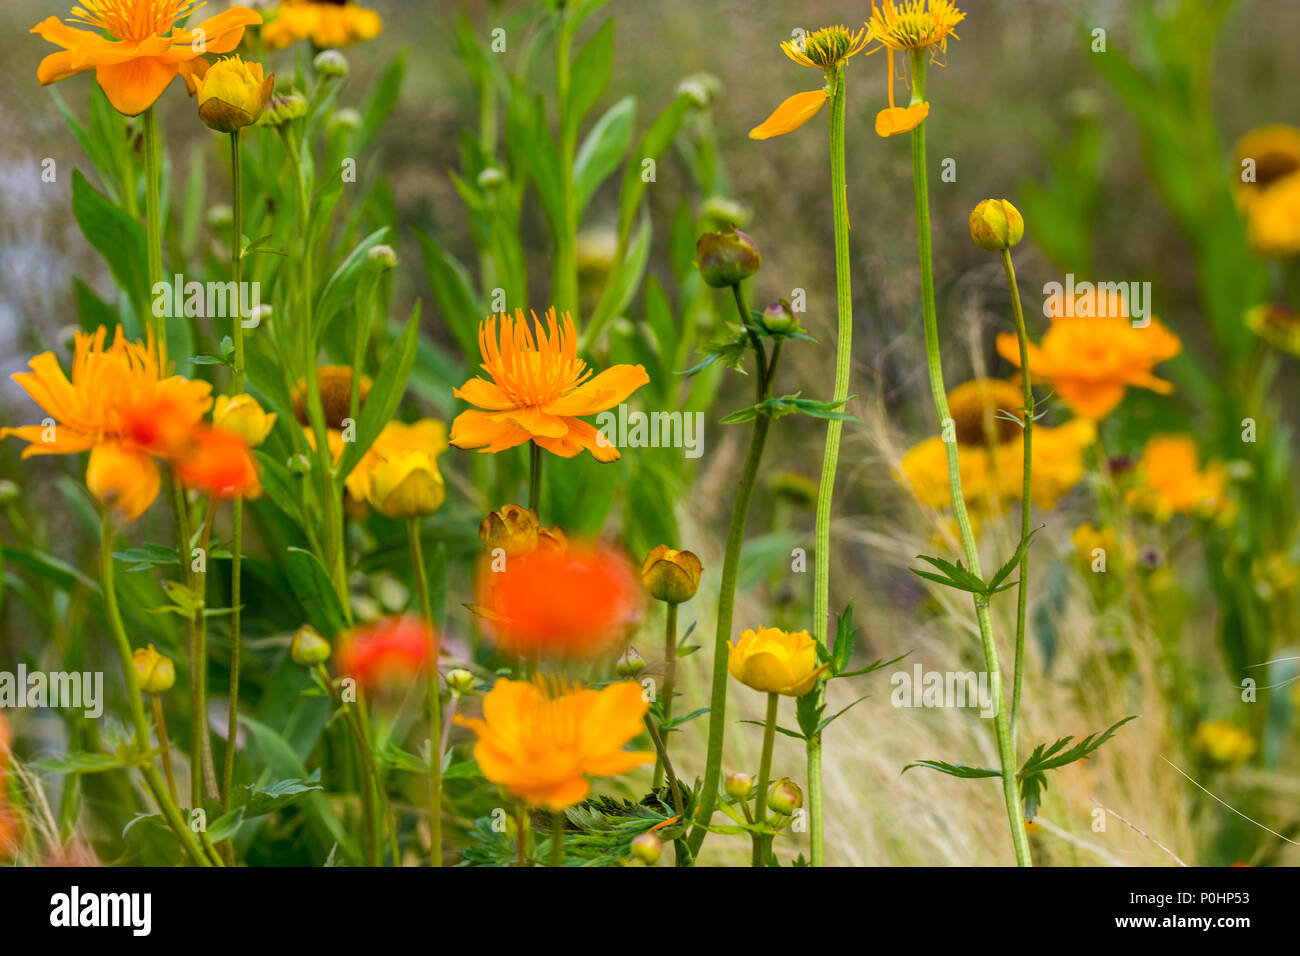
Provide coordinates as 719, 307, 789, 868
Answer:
223, 130, 246, 805
908, 53, 1030, 866
143, 107, 165, 351
408, 518, 442, 867
751, 692, 778, 867
808, 61, 853, 869
192, 498, 220, 804
528, 442, 543, 515
652, 602, 678, 789
100, 516, 210, 866
1001, 248, 1033, 747
686, 284, 777, 859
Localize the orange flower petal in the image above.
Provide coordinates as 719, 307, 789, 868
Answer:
94, 57, 180, 116
749, 89, 828, 140
541, 364, 650, 417
875, 102, 931, 137
449, 408, 532, 454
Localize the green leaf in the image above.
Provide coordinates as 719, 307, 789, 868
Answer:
413, 226, 483, 359
575, 96, 636, 213
831, 604, 858, 676
901, 759, 1001, 779
719, 394, 858, 426
35, 751, 128, 775
229, 771, 325, 818
618, 92, 695, 240
986, 526, 1042, 593
284, 548, 348, 638
72, 170, 149, 317
910, 553, 990, 596
314, 227, 391, 347
335, 305, 421, 485
564, 20, 615, 146
1016, 715, 1138, 820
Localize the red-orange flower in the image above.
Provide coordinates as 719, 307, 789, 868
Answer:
171, 425, 262, 500
337, 616, 435, 690
477, 544, 639, 658
32, 1, 262, 117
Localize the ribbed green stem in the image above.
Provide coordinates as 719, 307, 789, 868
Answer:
408, 518, 442, 867
222, 130, 246, 806
100, 516, 210, 866
143, 107, 165, 351
751, 692, 778, 867
652, 602, 678, 789
808, 61, 853, 869
1002, 248, 1033, 748
686, 286, 777, 859
528, 442, 543, 516
908, 52, 1030, 867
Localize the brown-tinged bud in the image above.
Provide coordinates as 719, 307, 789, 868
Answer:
725, 772, 754, 800
695, 227, 761, 288
615, 646, 646, 678
969, 199, 1025, 252
760, 299, 799, 334
479, 504, 540, 558
291, 625, 332, 666
640, 545, 703, 604
768, 778, 803, 816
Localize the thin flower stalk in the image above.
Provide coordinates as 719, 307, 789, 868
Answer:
908, 52, 1031, 866
1002, 246, 1033, 746
652, 602, 678, 790
751, 691, 779, 867
408, 518, 442, 867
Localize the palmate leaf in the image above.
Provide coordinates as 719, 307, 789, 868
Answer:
986, 526, 1043, 593
911, 553, 989, 595
719, 393, 860, 426
1017, 715, 1138, 818
679, 334, 749, 377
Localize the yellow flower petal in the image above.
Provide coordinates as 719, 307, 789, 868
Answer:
749, 90, 828, 141
875, 102, 931, 137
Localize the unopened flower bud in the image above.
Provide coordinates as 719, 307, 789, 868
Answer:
0, 480, 19, 506
314, 50, 350, 79
629, 832, 662, 864
616, 646, 645, 678
368, 244, 399, 270
207, 204, 234, 230
768, 777, 803, 816
446, 668, 475, 696
969, 199, 1024, 252
479, 504, 540, 558
133, 645, 175, 694
258, 90, 308, 128
328, 108, 362, 136
477, 167, 506, 190
695, 227, 761, 288
291, 625, 332, 666
760, 300, 799, 334
640, 546, 703, 604
725, 772, 754, 800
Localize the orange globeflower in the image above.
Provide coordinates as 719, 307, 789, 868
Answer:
450, 309, 648, 462
1, 326, 212, 521
31, 1, 262, 117
478, 544, 639, 658
749, 25, 869, 140
995, 315, 1182, 420
262, 0, 382, 51
454, 678, 653, 811
337, 616, 435, 690
866, 0, 965, 138
1127, 435, 1229, 521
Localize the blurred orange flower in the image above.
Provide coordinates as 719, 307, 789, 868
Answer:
262, 0, 382, 51
996, 314, 1182, 420
477, 544, 639, 658
1, 327, 212, 520
337, 616, 435, 690
454, 678, 653, 811
1127, 435, 1229, 521
173, 425, 262, 500
450, 309, 648, 462
31, 1, 261, 116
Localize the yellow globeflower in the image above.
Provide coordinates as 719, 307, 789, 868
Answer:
352, 419, 449, 518
213, 394, 276, 448
728, 627, 828, 697
866, 1, 965, 138
749, 25, 869, 140
132, 645, 176, 694
897, 379, 1095, 513
454, 678, 654, 811
1192, 720, 1255, 769
450, 309, 648, 462
262, 0, 382, 51
1127, 435, 1228, 521
194, 56, 274, 133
